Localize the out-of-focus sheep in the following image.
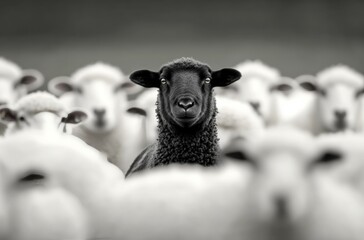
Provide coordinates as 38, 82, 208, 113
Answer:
230, 60, 282, 124
299, 65, 364, 133
0, 130, 124, 239
0, 92, 87, 135
48, 62, 145, 172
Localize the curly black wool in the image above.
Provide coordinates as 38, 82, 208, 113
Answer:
152, 102, 219, 167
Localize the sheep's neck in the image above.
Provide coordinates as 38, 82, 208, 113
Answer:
153, 116, 219, 167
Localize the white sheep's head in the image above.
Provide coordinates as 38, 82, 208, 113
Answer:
0, 58, 44, 106
234, 61, 281, 123
0, 92, 87, 134
299, 66, 364, 132
222, 127, 343, 224
48, 63, 135, 134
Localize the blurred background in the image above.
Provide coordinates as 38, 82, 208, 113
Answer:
0, 0, 363, 83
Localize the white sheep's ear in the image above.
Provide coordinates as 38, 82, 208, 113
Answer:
297, 75, 317, 92
126, 107, 147, 117
62, 110, 87, 124
114, 81, 143, 95
48, 76, 73, 96
211, 68, 241, 88
0, 107, 17, 123
271, 77, 294, 92
16, 69, 44, 91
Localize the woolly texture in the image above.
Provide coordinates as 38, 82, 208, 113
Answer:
317, 65, 364, 89
162, 57, 209, 71
70, 62, 126, 85
153, 104, 219, 167
216, 96, 263, 130
14, 92, 66, 116
235, 60, 281, 85
0, 58, 22, 81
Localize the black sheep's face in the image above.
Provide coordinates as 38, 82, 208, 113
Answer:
130, 61, 241, 129
160, 68, 212, 128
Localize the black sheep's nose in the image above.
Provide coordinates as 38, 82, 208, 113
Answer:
178, 98, 194, 110
334, 110, 346, 120
249, 101, 260, 112
94, 108, 106, 118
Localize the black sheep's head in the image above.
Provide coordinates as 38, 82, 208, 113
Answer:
130, 58, 241, 129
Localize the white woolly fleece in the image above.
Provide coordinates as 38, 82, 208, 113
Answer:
70, 62, 126, 86
250, 126, 314, 156
14, 92, 66, 116
234, 60, 281, 85
216, 96, 264, 131
317, 65, 364, 89
0, 58, 22, 81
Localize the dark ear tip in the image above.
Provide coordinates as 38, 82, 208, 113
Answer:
127, 107, 147, 116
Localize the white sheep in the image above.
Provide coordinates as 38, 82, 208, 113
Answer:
0, 91, 87, 135
48, 63, 145, 172
0, 130, 124, 239
215, 95, 264, 149
298, 65, 364, 133
0, 58, 44, 135
6, 177, 89, 240
0, 57, 44, 106
105, 127, 364, 240
316, 132, 364, 191
269, 76, 318, 133
223, 127, 364, 240
230, 60, 282, 124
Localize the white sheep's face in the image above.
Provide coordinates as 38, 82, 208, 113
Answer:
73, 80, 125, 133
223, 132, 343, 224
0, 109, 87, 135
318, 84, 361, 132
238, 77, 272, 122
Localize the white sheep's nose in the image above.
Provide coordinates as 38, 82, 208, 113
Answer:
93, 108, 106, 119
249, 101, 260, 112
334, 110, 347, 120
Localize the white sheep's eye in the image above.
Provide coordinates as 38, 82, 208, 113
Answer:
161, 78, 167, 85
19, 116, 26, 121
205, 77, 211, 84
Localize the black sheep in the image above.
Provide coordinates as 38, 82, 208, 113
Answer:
126, 57, 241, 177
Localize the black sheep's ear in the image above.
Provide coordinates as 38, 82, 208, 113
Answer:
0, 108, 17, 123
129, 70, 160, 88
211, 68, 241, 88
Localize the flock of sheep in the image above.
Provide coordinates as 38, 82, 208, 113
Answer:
0, 56, 364, 240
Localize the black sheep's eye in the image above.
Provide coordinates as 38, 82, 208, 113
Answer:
161, 78, 167, 85
204, 77, 211, 84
